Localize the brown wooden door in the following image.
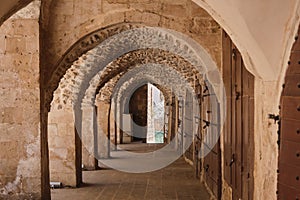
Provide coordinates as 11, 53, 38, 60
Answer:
195, 81, 202, 178
277, 26, 300, 200
202, 82, 222, 199
223, 31, 254, 200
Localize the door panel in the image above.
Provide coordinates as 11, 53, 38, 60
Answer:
223, 31, 254, 200
195, 82, 202, 178
287, 52, 300, 74
281, 120, 300, 143
282, 74, 300, 96
281, 97, 300, 120
222, 31, 233, 184
278, 183, 300, 200
278, 25, 300, 199
278, 163, 300, 190
202, 83, 222, 200
280, 140, 300, 166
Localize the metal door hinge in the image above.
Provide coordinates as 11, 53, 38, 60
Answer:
268, 114, 280, 124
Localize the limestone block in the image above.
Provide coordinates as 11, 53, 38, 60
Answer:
102, 11, 126, 28
107, 0, 128, 4
48, 109, 74, 123
25, 36, 39, 52
50, 148, 69, 160
161, 3, 187, 18
0, 35, 5, 54
2, 107, 23, 124
48, 124, 58, 139
159, 17, 188, 34
102, 1, 129, 13
13, 19, 39, 36
128, 2, 161, 12
125, 10, 160, 26
0, 141, 19, 159
189, 2, 210, 17
53, 0, 74, 16
128, 0, 152, 3
21, 177, 41, 194
5, 37, 26, 54
0, 124, 21, 142
0, 159, 18, 176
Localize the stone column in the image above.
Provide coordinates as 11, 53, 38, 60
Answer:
48, 108, 79, 187
0, 1, 50, 199
81, 105, 97, 170
167, 103, 173, 144
109, 101, 116, 150
96, 101, 110, 158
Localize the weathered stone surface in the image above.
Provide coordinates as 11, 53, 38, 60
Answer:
96, 101, 111, 158
43, 0, 221, 102
0, 0, 290, 199
0, 1, 48, 198
48, 109, 79, 187
82, 49, 201, 108
81, 106, 97, 170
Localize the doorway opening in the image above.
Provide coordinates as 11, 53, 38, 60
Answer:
128, 83, 165, 144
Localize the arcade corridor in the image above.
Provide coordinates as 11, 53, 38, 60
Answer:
0, 1, 299, 200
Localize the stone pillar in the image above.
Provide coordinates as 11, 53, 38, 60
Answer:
96, 101, 110, 158
81, 106, 97, 170
115, 100, 121, 144
0, 1, 50, 199
167, 104, 173, 144
252, 80, 280, 200
109, 102, 116, 149
48, 109, 79, 187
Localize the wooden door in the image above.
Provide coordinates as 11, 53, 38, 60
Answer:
277, 26, 300, 200
195, 81, 202, 178
202, 82, 222, 199
223, 31, 254, 200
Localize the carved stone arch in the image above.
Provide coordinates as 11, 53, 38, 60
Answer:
46, 24, 223, 111
94, 66, 175, 106
79, 49, 200, 109
111, 65, 185, 112
116, 76, 175, 124
112, 63, 192, 105
46, 23, 143, 108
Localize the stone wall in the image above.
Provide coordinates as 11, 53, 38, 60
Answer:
96, 101, 111, 158
42, 0, 222, 85
81, 106, 97, 170
48, 109, 78, 187
0, 1, 50, 199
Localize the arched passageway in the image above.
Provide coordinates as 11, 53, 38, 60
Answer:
0, 0, 299, 199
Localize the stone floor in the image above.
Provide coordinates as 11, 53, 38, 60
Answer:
51, 143, 211, 200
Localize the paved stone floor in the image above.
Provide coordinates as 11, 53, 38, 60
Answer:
51, 143, 211, 200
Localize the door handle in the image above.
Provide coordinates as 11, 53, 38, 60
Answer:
205, 164, 210, 172
235, 91, 241, 100
229, 154, 235, 167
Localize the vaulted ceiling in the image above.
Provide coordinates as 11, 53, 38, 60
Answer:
1, 0, 300, 82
